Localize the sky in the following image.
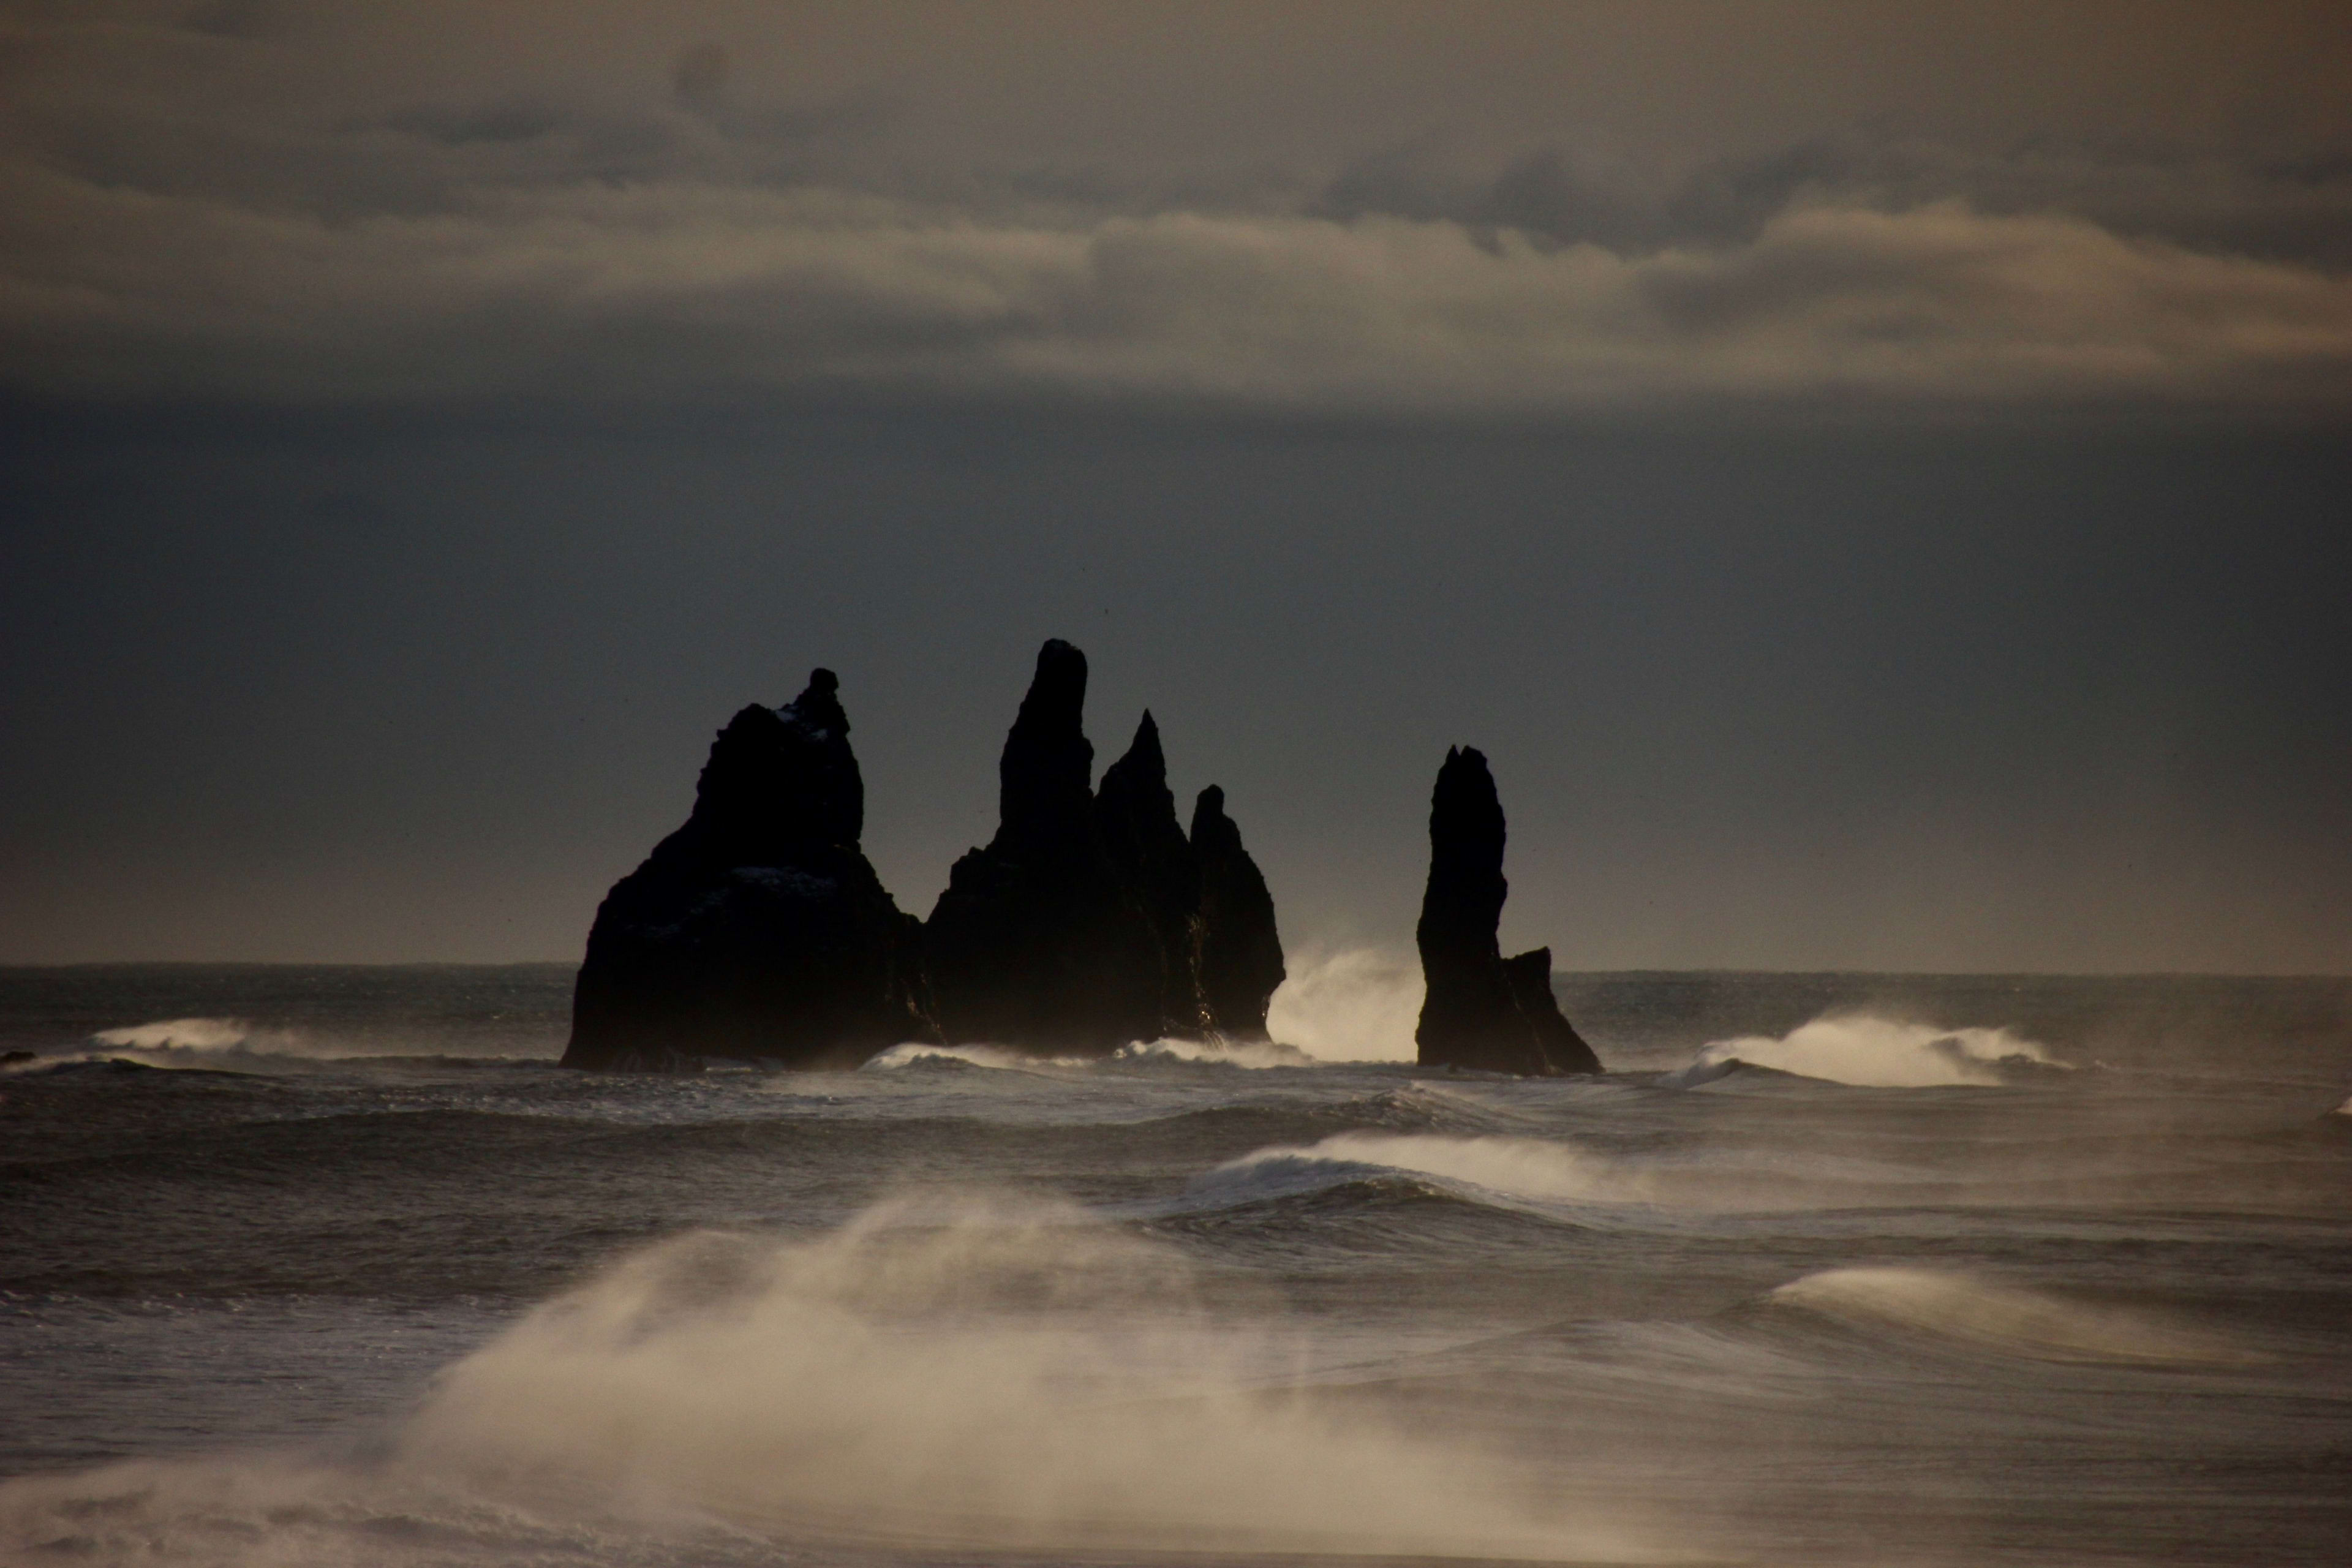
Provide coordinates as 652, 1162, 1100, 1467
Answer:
3, 1, 2350, 970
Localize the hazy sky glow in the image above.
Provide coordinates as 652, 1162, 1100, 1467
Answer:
3, 1, 2348, 969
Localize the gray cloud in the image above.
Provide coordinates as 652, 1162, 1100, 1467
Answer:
3, 160, 2347, 414
2, 1, 2348, 417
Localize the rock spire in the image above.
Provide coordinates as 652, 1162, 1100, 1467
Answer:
1414, 746, 1600, 1076
564, 641, 1288, 1068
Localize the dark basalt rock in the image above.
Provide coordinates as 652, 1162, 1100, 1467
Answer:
923, 641, 1165, 1052
562, 669, 927, 1072
566, 641, 1287, 1068
1191, 785, 1286, 1038
1096, 713, 1214, 1036
1414, 747, 1601, 1076
922, 642, 1288, 1052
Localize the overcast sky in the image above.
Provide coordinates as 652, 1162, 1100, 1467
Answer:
4, 1, 2349, 970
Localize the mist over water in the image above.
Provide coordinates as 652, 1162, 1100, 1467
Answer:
3, 964, 2349, 1566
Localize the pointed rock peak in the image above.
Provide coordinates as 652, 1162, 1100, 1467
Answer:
1102, 710, 1168, 794
1431, 745, 1506, 855
785, 666, 848, 736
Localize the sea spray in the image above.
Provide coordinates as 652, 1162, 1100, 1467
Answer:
1771, 1267, 2264, 1365
92, 1017, 263, 1050
1265, 948, 1424, 1061
396, 1193, 1646, 1557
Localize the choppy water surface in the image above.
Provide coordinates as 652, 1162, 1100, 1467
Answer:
2, 966, 2348, 1566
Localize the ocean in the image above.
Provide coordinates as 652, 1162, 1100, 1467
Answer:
2, 963, 2347, 1566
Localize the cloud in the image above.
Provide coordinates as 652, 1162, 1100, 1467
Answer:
3, 154, 2348, 417
3, 2, 2348, 419
1321, 132, 2352, 270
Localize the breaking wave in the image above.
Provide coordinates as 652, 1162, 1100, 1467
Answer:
1112, 1036, 1316, 1068
1770, 1267, 2262, 1365
861, 1042, 1091, 1072
1186, 1129, 1963, 1224
79, 1016, 391, 1063
864, 1038, 1319, 1073
1199, 1132, 1659, 1213
1663, 1012, 2065, 1088
92, 1017, 263, 1050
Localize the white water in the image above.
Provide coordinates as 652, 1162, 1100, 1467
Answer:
1667, 1012, 2063, 1088
1113, 1036, 1317, 1068
862, 1042, 1095, 1072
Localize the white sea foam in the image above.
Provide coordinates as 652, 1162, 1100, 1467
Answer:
1265, 948, 1423, 1061
861, 1042, 1090, 1072
864, 1037, 1317, 1072
1663, 1012, 2064, 1089
1771, 1266, 2263, 1365
1112, 1036, 1316, 1068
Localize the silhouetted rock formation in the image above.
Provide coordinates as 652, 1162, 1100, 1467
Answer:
1097, 713, 1215, 1036
1414, 747, 1601, 1076
565, 641, 1285, 1069
922, 641, 1286, 1052
1191, 785, 1286, 1036
562, 670, 927, 1072
923, 641, 1166, 1051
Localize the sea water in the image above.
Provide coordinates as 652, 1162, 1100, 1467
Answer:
2, 965, 2347, 1566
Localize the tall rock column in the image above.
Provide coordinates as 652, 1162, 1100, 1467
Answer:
1096, 713, 1215, 1036
1191, 785, 1286, 1038
923, 641, 1164, 1051
1414, 747, 1601, 1076
563, 669, 927, 1071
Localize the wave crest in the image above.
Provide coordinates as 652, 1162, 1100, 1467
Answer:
1198, 1131, 1662, 1213
1665, 1012, 2065, 1088
91, 1017, 277, 1052
1770, 1266, 2261, 1365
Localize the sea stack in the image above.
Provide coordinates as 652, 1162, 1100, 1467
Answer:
923, 641, 1166, 1050
564, 641, 1285, 1069
922, 639, 1286, 1050
1414, 747, 1600, 1076
562, 669, 927, 1071
1190, 785, 1286, 1036
1096, 712, 1216, 1036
